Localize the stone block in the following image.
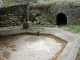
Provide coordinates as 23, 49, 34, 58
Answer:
23, 21, 32, 29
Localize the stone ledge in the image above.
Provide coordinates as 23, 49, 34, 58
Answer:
0, 27, 80, 60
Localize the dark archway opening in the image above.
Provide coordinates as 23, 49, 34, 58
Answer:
56, 13, 67, 25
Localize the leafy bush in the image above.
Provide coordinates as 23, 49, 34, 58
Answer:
2, 0, 10, 7
44, 12, 53, 24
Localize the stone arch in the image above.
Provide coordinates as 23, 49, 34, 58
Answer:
56, 13, 67, 25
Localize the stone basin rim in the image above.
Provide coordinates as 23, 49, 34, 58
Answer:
0, 27, 80, 60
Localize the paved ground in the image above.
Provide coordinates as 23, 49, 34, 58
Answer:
0, 34, 65, 60
0, 27, 80, 60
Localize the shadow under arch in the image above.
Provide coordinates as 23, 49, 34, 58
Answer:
56, 13, 67, 25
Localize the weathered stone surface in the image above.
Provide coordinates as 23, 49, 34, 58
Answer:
23, 21, 32, 29
23, 22, 29, 29
29, 1, 80, 25
52, 1, 80, 25
0, 0, 3, 8
0, 14, 22, 27
0, 27, 80, 60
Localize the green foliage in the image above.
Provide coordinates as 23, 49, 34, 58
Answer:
44, 12, 53, 24
2, 0, 10, 7
61, 25, 80, 33
69, 25, 80, 33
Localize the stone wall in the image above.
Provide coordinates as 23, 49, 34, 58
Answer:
29, 1, 80, 25
50, 1, 80, 25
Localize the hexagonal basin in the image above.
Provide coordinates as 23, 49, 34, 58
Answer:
0, 34, 67, 60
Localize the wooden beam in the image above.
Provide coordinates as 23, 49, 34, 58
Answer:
22, 4, 29, 22
22, 5, 30, 29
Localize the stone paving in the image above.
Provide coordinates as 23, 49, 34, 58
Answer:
0, 27, 80, 60
0, 35, 65, 60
